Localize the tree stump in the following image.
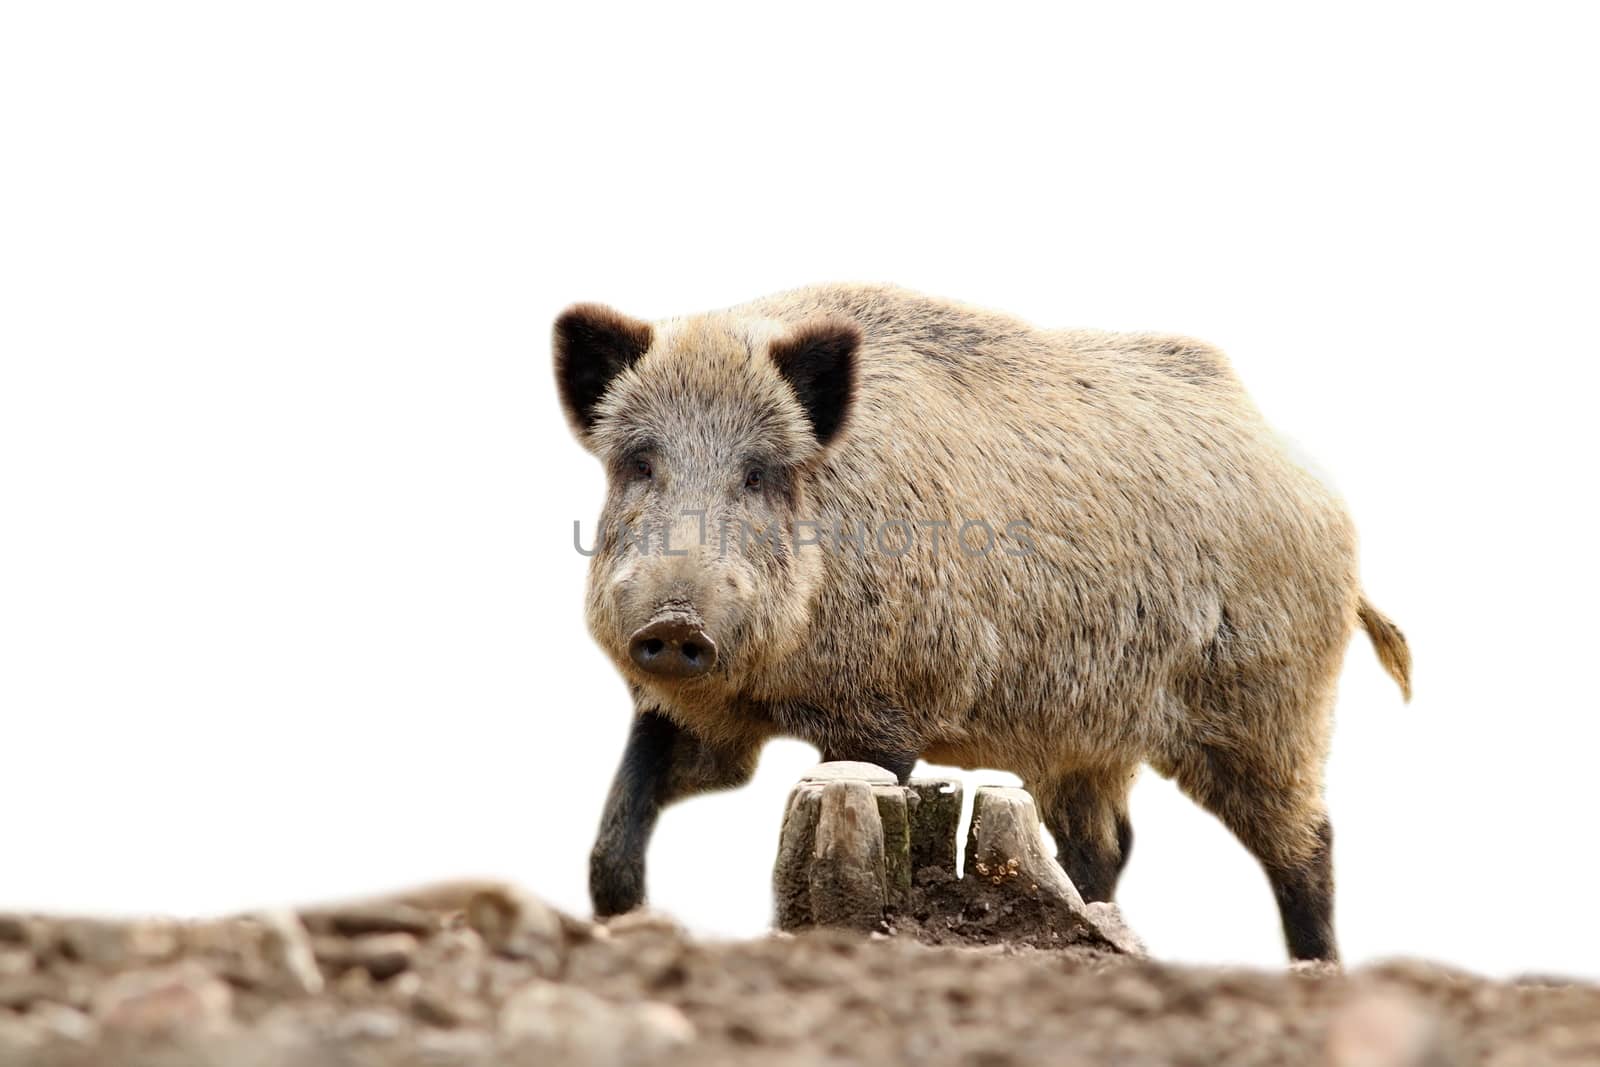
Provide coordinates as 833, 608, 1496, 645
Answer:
774, 765, 893, 931
964, 785, 1086, 906
907, 778, 963, 877
774, 762, 1144, 956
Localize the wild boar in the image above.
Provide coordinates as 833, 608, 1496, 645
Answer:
554, 283, 1410, 961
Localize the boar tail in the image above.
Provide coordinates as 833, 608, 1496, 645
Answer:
1357, 596, 1412, 702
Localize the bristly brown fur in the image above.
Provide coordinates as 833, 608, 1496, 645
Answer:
563, 282, 1410, 961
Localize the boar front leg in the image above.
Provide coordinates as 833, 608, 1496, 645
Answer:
589, 708, 759, 918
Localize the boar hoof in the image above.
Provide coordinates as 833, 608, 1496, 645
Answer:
588, 849, 645, 919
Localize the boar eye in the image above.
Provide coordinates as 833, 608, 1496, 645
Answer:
633, 456, 653, 480
744, 468, 764, 491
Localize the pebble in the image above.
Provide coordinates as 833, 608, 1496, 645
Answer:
499, 978, 696, 1058
466, 887, 563, 974
0, 947, 35, 977
304, 902, 437, 939
256, 909, 325, 995
57, 919, 179, 967
413, 987, 490, 1029
92, 962, 234, 1036
314, 933, 417, 982
332, 1007, 408, 1042
0, 973, 62, 1010
29, 1002, 99, 1043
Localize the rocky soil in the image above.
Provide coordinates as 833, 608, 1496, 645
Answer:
3, 883, 1598, 1067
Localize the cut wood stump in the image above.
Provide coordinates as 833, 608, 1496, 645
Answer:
774, 762, 1144, 955
964, 785, 1086, 905
774, 764, 901, 931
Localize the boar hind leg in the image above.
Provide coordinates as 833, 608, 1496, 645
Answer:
1171, 732, 1338, 962
590, 709, 759, 918
1035, 766, 1137, 903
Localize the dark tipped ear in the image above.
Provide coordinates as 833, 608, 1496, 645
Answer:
553, 303, 654, 436
768, 318, 860, 448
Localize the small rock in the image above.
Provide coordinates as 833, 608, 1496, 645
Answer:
56, 919, 180, 967
422, 924, 488, 959
466, 888, 563, 973
302, 902, 437, 939
332, 1007, 408, 1042
0, 917, 29, 944
633, 1002, 697, 1048
256, 909, 325, 996
411, 926, 489, 1006
1511, 972, 1585, 988
314, 933, 417, 982
603, 910, 685, 939
1084, 902, 1148, 957
1104, 972, 1167, 1015
390, 879, 522, 915
0, 947, 34, 977
499, 979, 695, 1060
92, 962, 234, 1037
417, 1027, 494, 1059
53, 967, 98, 1011
333, 965, 376, 999
0, 973, 62, 1010
389, 971, 424, 998
1291, 958, 1345, 979
481, 955, 540, 1003
179, 918, 256, 973
413, 987, 489, 1029
253, 1000, 339, 1046
0, 1013, 45, 1050
1326, 988, 1442, 1067
28, 1002, 99, 1044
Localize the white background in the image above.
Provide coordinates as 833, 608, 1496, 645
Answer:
2, 3, 1597, 978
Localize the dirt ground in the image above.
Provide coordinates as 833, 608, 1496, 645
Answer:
3, 884, 1598, 1067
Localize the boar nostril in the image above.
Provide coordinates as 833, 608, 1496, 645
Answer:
627, 617, 718, 679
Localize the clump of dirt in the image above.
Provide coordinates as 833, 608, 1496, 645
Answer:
2, 885, 1597, 1066
891, 865, 1125, 952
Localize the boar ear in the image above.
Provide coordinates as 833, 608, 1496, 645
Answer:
768, 318, 861, 448
553, 303, 654, 437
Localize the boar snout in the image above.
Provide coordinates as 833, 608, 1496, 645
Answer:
628, 612, 718, 678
